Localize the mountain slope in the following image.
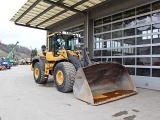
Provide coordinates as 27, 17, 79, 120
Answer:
0, 43, 31, 59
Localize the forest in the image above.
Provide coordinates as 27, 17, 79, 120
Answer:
0, 43, 32, 59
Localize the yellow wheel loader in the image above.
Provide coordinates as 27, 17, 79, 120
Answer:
31, 33, 137, 105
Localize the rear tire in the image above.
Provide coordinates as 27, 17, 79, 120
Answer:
54, 62, 76, 93
33, 62, 48, 84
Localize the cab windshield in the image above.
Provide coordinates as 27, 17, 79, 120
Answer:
57, 35, 78, 50
49, 34, 80, 52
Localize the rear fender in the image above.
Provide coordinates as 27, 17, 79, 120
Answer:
31, 56, 47, 70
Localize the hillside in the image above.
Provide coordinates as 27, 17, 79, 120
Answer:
0, 43, 31, 59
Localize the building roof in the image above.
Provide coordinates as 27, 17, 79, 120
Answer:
10, 0, 106, 30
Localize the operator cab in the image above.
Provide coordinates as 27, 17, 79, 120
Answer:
48, 33, 82, 55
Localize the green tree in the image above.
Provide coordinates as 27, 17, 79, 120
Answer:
31, 48, 37, 58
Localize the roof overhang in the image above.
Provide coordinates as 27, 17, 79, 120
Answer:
10, 0, 107, 30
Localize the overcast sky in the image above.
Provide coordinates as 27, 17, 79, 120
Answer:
0, 0, 47, 49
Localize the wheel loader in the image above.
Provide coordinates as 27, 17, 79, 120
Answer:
31, 33, 137, 105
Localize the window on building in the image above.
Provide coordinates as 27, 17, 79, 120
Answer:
112, 40, 122, 47
152, 35, 160, 43
102, 50, 111, 56
152, 57, 160, 66
136, 68, 150, 76
137, 25, 151, 35
112, 49, 122, 56
123, 9, 135, 18
152, 69, 160, 77
103, 24, 111, 32
152, 23, 160, 42
123, 58, 135, 65
137, 57, 151, 66
94, 27, 102, 33
112, 13, 123, 21
103, 41, 111, 48
137, 47, 150, 55
152, 12, 160, 22
123, 48, 135, 55
112, 22, 123, 30
136, 4, 150, 15
112, 58, 122, 64
137, 36, 151, 45
123, 38, 135, 46
142, 30, 151, 40
94, 35, 103, 49
123, 18, 136, 28
152, 1, 160, 11
103, 33, 111, 40
94, 50, 101, 56
136, 15, 151, 25
103, 16, 111, 23
94, 19, 102, 26
126, 67, 135, 75
94, 42, 103, 49
124, 28, 135, 36
112, 30, 122, 38
94, 34, 102, 42
152, 46, 160, 54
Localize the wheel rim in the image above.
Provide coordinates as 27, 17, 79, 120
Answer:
34, 68, 39, 79
56, 70, 64, 85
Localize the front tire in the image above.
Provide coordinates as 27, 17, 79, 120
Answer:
54, 62, 76, 93
33, 62, 48, 84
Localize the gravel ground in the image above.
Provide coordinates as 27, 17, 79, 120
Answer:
0, 65, 160, 120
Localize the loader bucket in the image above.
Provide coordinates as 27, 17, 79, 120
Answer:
73, 62, 137, 105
